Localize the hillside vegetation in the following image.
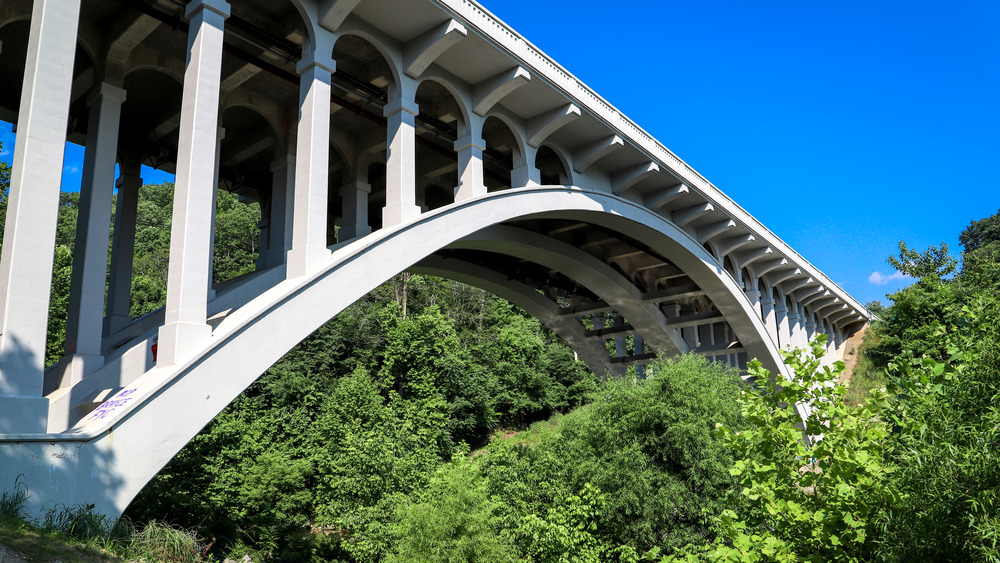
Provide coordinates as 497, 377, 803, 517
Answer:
1, 146, 998, 561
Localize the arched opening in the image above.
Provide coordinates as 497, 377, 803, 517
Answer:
331, 33, 394, 231
415, 79, 464, 211
536, 144, 568, 185
723, 255, 737, 286
482, 115, 517, 192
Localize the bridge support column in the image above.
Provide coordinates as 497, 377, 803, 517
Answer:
774, 301, 789, 350
0, 0, 82, 432
759, 293, 778, 348
287, 52, 335, 277
744, 288, 762, 319
788, 308, 802, 349
340, 180, 372, 240
383, 97, 421, 226
105, 157, 142, 335
207, 127, 225, 300
511, 145, 540, 187
58, 83, 128, 387
265, 155, 295, 269
158, 0, 230, 366
454, 134, 486, 202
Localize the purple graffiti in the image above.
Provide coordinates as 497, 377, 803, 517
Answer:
89, 388, 138, 420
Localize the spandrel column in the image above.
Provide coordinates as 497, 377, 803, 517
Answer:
383, 97, 421, 227
287, 52, 334, 278
59, 82, 128, 386
105, 156, 142, 335
0, 0, 82, 432
157, 0, 230, 366
340, 180, 372, 240
454, 134, 485, 202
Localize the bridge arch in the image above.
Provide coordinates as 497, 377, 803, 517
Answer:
0, 187, 795, 519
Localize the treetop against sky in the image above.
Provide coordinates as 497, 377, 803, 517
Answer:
2, 0, 997, 306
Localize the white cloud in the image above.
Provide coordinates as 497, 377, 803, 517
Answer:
868, 271, 909, 285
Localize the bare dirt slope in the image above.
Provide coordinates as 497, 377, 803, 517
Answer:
838, 325, 868, 386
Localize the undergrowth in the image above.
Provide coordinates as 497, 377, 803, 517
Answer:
0, 478, 211, 562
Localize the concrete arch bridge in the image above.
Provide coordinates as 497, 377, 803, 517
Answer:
0, 0, 869, 517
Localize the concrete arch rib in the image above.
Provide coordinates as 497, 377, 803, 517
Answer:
411, 255, 614, 377
0, 187, 789, 519
448, 225, 687, 358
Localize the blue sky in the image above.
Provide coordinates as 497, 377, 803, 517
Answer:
484, 0, 1000, 306
2, 0, 998, 306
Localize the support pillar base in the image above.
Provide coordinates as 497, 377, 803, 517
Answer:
0, 397, 49, 434
382, 202, 421, 228
48, 353, 104, 394
157, 321, 212, 367
286, 245, 331, 278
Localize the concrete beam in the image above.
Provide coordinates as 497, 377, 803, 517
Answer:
734, 246, 772, 268
780, 276, 815, 294
665, 310, 725, 330
695, 341, 745, 357
717, 234, 756, 257
573, 135, 623, 173
750, 258, 789, 279
766, 267, 802, 287
801, 290, 832, 308
644, 183, 688, 211
404, 20, 467, 78
612, 161, 658, 195
472, 66, 530, 116
672, 202, 713, 228
697, 219, 736, 244
527, 103, 580, 147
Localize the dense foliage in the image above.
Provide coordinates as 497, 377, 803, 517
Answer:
4, 158, 999, 561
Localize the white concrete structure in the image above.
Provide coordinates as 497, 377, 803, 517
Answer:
0, 0, 869, 517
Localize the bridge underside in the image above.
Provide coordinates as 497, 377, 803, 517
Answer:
0, 0, 869, 517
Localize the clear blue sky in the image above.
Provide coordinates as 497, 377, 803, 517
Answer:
2, 0, 997, 306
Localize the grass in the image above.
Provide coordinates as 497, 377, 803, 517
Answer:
844, 328, 889, 407
0, 477, 211, 562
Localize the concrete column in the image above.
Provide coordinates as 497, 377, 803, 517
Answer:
511, 145, 539, 188
383, 98, 421, 226
339, 180, 372, 240
0, 0, 81, 431
665, 303, 698, 348
454, 134, 485, 202
265, 155, 294, 268
105, 157, 142, 334
774, 302, 789, 350
59, 83, 128, 385
805, 318, 817, 346
613, 315, 625, 358
207, 127, 225, 299
788, 308, 802, 349
287, 52, 334, 277
157, 0, 230, 367
744, 288, 762, 319
759, 294, 778, 347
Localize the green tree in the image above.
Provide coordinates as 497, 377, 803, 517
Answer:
958, 208, 1000, 253
674, 338, 898, 562
386, 454, 518, 563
